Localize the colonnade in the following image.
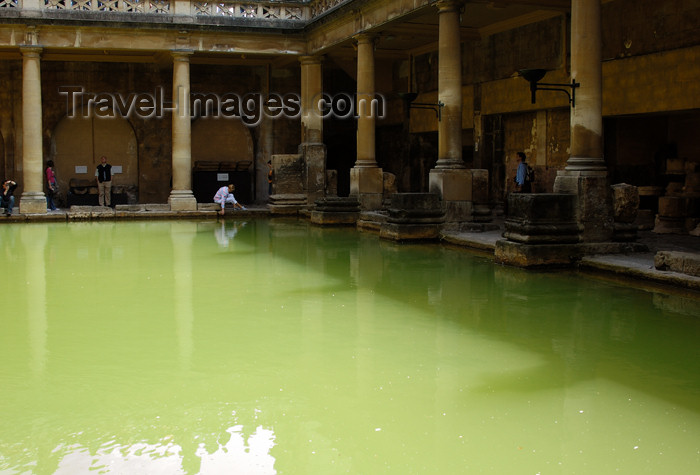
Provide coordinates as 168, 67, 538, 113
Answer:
16, 0, 605, 221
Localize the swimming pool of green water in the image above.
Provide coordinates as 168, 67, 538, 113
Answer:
1, 219, 699, 474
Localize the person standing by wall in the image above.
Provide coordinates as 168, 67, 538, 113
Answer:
1, 179, 17, 216
46, 160, 57, 211
267, 160, 274, 195
96, 156, 112, 207
515, 152, 532, 193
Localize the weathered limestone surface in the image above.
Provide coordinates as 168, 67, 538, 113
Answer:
503, 193, 580, 244
310, 196, 360, 225
654, 251, 700, 277
611, 183, 639, 242
380, 193, 445, 241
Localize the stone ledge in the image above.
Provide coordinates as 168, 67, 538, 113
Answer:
654, 251, 700, 277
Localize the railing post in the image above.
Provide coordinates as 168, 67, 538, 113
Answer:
172, 0, 192, 16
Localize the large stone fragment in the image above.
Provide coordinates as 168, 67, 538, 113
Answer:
611, 183, 639, 223
654, 251, 700, 277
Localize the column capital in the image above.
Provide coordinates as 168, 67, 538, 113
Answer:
435, 0, 463, 14
299, 55, 323, 66
20, 46, 43, 57
353, 33, 376, 45
171, 49, 193, 61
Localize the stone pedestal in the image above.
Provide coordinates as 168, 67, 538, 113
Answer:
554, 172, 613, 242
310, 197, 360, 225
503, 193, 581, 244
429, 168, 472, 222
300, 142, 326, 205
496, 193, 581, 268
471, 169, 492, 223
269, 153, 306, 213
379, 193, 445, 241
350, 167, 384, 210
168, 190, 197, 211
611, 183, 639, 242
654, 196, 687, 234
19, 192, 48, 214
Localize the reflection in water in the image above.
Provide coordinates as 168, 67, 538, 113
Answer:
1, 220, 699, 474
51, 426, 275, 474
21, 225, 48, 375
196, 426, 276, 474
172, 221, 196, 372
215, 221, 246, 248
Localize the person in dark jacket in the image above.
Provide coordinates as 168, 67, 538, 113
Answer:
1, 179, 17, 216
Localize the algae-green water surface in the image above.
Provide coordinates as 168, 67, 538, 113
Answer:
1, 219, 699, 474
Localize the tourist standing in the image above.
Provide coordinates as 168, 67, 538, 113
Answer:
46, 160, 57, 211
1, 179, 17, 216
96, 155, 112, 207
515, 152, 531, 193
267, 160, 274, 195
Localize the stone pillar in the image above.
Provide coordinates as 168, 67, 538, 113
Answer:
19, 46, 47, 214
299, 55, 326, 205
350, 34, 383, 210
553, 0, 613, 242
169, 50, 197, 211
429, 0, 471, 222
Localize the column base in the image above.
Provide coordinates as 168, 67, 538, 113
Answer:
19, 191, 48, 214
429, 168, 472, 222
350, 167, 383, 210
168, 190, 197, 211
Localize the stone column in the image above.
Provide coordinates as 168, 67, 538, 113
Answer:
169, 50, 197, 211
350, 34, 383, 210
429, 0, 472, 222
299, 55, 326, 205
19, 46, 47, 214
553, 0, 612, 242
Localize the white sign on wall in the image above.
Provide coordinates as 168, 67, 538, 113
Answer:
217, 173, 229, 182
75, 166, 88, 174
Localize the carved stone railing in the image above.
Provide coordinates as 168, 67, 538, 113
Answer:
43, 0, 171, 13
0, 0, 353, 21
193, 1, 307, 20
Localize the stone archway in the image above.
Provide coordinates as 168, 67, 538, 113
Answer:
51, 114, 138, 205
191, 117, 255, 203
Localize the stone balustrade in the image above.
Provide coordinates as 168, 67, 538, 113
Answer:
0, 0, 351, 22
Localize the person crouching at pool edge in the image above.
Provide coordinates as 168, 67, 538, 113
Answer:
213, 183, 246, 216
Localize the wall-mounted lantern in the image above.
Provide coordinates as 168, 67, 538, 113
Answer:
519, 69, 580, 107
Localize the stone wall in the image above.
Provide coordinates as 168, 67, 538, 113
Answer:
0, 60, 299, 204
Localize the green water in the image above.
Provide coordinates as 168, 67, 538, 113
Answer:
0, 219, 699, 474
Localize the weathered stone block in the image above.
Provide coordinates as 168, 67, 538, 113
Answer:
272, 154, 304, 195
611, 183, 639, 223
471, 169, 489, 204
654, 251, 700, 277
350, 167, 383, 194
429, 168, 471, 202
504, 193, 580, 244
658, 196, 687, 217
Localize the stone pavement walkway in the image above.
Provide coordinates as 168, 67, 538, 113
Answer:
440, 220, 700, 292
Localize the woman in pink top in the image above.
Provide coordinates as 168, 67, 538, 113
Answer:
45, 160, 57, 211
